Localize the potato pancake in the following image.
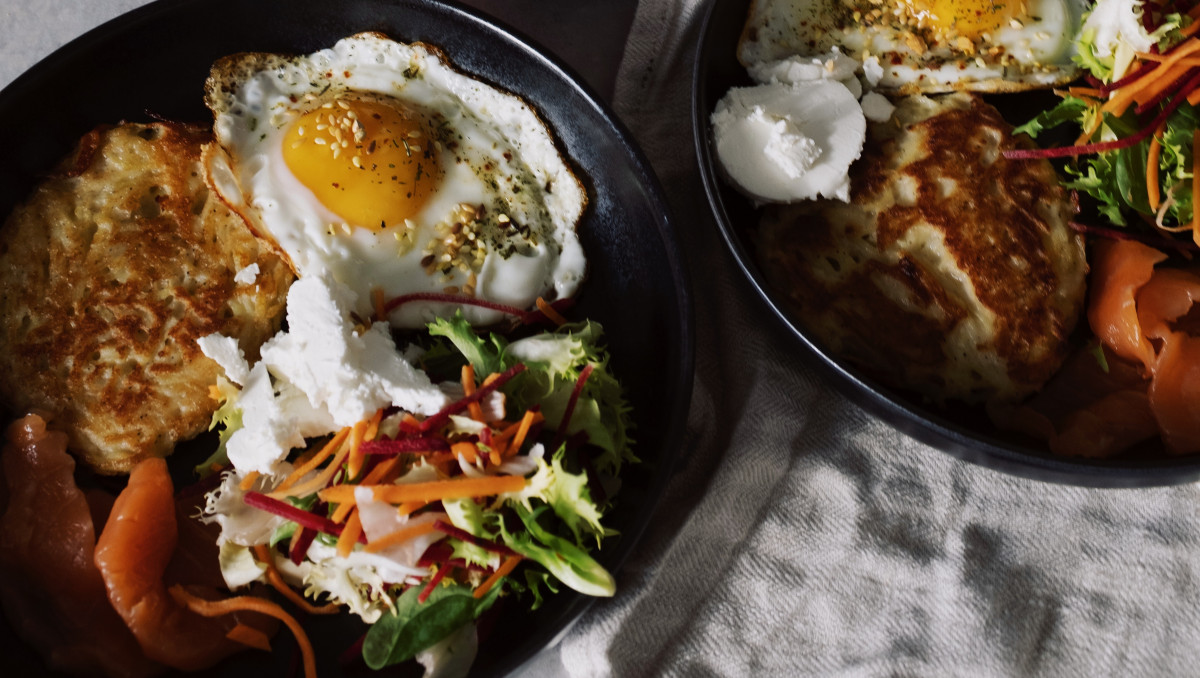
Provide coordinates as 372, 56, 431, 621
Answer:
0, 122, 293, 474
754, 93, 1087, 404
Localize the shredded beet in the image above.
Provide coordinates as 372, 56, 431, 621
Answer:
289, 527, 318, 566
416, 542, 487, 572
244, 491, 366, 543
417, 562, 454, 603
1136, 66, 1200, 114
550, 364, 595, 452
432, 520, 519, 556
417, 363, 527, 433
1005, 70, 1200, 159
382, 292, 574, 326
359, 436, 451, 456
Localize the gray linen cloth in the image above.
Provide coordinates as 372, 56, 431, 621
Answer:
555, 0, 1200, 676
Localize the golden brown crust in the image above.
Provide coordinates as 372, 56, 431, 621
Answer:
0, 122, 294, 474
754, 93, 1087, 404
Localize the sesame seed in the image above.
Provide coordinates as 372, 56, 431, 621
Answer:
498, 213, 510, 223
322, 102, 334, 109
342, 223, 353, 235
315, 138, 327, 145
332, 146, 341, 159
298, 126, 306, 136
291, 141, 303, 149
352, 155, 363, 168
316, 123, 328, 131
337, 100, 350, 109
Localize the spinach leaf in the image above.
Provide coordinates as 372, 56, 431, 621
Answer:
363, 581, 500, 669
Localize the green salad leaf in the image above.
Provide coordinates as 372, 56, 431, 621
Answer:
363, 581, 500, 670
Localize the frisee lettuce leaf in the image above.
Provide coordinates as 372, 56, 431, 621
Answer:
426, 313, 636, 475
497, 505, 616, 597
195, 375, 241, 476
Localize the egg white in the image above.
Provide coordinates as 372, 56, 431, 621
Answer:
205, 33, 587, 327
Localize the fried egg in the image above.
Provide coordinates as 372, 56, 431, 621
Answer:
204, 33, 587, 327
738, 0, 1087, 93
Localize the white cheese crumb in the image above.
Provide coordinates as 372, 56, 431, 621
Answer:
197, 333, 250, 386
259, 273, 449, 428
711, 80, 865, 203
862, 56, 884, 87
234, 262, 260, 285
860, 92, 897, 122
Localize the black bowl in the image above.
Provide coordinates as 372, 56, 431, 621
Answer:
691, 0, 1200, 487
1, 0, 693, 675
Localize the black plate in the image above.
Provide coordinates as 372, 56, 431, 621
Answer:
692, 0, 1200, 487
1, 0, 693, 675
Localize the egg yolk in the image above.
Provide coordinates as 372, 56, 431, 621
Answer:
903, 0, 1025, 40
283, 98, 442, 231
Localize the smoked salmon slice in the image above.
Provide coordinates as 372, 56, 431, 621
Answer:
94, 456, 275, 671
0, 413, 159, 678
1087, 238, 1165, 372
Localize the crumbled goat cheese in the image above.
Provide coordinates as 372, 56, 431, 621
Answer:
234, 262, 260, 285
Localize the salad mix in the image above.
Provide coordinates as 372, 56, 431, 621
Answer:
187, 301, 635, 676
1013, 0, 1200, 237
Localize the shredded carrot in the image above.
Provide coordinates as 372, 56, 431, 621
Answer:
493, 420, 522, 442
337, 510, 363, 558
287, 520, 305, 555
1192, 130, 1200, 245
536, 297, 568, 326
507, 410, 541, 458
252, 544, 340, 615
271, 432, 355, 499
225, 622, 273, 652
238, 470, 261, 492
362, 456, 403, 485
372, 286, 387, 322
488, 449, 502, 466
1189, 87, 1200, 106
1132, 52, 1200, 65
1068, 86, 1105, 99
320, 475, 526, 505
346, 418, 371, 480
1148, 120, 1168, 211
168, 585, 317, 678
273, 428, 350, 494
461, 364, 485, 421
397, 500, 427, 516
474, 555, 523, 599
364, 521, 438, 553
451, 440, 479, 464
1107, 41, 1200, 115
364, 408, 383, 442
